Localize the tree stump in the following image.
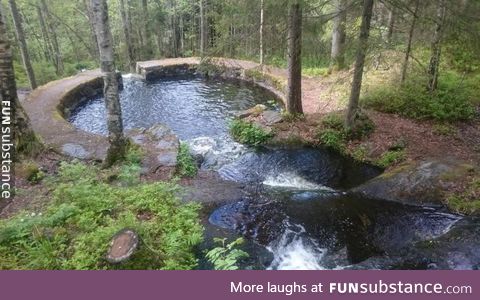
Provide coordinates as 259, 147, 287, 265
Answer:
106, 229, 139, 264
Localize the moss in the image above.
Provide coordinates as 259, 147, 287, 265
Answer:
375, 149, 407, 168
447, 176, 480, 215
16, 161, 45, 184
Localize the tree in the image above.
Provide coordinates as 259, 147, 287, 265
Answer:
386, 6, 395, 44
427, 0, 446, 92
39, 0, 63, 76
345, 0, 374, 130
200, 0, 207, 57
259, 0, 265, 65
286, 0, 303, 114
141, 0, 154, 60
0, 5, 42, 157
400, 0, 420, 84
330, 0, 347, 70
7, 0, 37, 90
118, 0, 136, 72
91, 0, 127, 166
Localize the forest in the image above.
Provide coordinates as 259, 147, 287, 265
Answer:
0, 0, 479, 270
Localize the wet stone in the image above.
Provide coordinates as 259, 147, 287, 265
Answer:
61, 143, 90, 159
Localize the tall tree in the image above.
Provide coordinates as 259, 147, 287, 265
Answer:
118, 0, 136, 72
286, 0, 303, 114
427, 0, 446, 92
259, 0, 265, 65
83, 0, 100, 60
0, 6, 42, 156
330, 0, 347, 70
39, 0, 63, 75
386, 6, 395, 44
7, 0, 36, 89
141, 0, 153, 60
345, 0, 374, 130
91, 0, 127, 166
199, 0, 207, 57
400, 0, 420, 84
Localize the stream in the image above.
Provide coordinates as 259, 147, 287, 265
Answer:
70, 75, 479, 270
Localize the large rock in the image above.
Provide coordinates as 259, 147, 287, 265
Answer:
127, 124, 180, 174
352, 160, 476, 207
235, 104, 267, 119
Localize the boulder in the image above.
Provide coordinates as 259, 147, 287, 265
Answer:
235, 104, 267, 119
352, 160, 476, 207
106, 229, 139, 264
261, 110, 283, 125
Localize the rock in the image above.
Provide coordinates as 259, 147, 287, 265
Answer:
261, 110, 283, 125
352, 160, 475, 207
126, 123, 180, 174
61, 143, 90, 159
106, 229, 139, 264
236, 104, 267, 118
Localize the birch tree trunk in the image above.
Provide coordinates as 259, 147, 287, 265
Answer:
427, 0, 446, 92
141, 0, 153, 60
200, 0, 207, 57
91, 0, 126, 166
345, 0, 374, 130
0, 7, 42, 157
286, 0, 303, 114
118, 0, 135, 72
84, 0, 100, 60
330, 0, 347, 70
36, 3, 53, 63
7, 0, 36, 89
386, 7, 395, 44
400, 0, 419, 84
40, 0, 63, 76
259, 0, 264, 65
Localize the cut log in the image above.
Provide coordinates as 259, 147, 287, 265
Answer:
106, 229, 139, 264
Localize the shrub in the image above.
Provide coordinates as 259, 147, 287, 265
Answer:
376, 149, 406, 168
318, 128, 346, 153
229, 119, 273, 146
447, 177, 480, 215
176, 143, 198, 178
0, 161, 203, 270
361, 74, 476, 122
206, 237, 249, 270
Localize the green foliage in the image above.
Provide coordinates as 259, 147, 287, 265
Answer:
281, 111, 305, 122
205, 237, 249, 270
229, 119, 273, 146
302, 67, 330, 77
176, 143, 198, 178
376, 149, 406, 168
0, 161, 203, 270
321, 113, 344, 131
447, 176, 480, 215
318, 128, 346, 153
17, 161, 44, 184
362, 73, 477, 122
432, 123, 457, 136
351, 145, 369, 162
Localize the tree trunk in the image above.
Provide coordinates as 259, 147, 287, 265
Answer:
83, 0, 100, 60
0, 7, 42, 157
141, 0, 153, 60
427, 0, 446, 92
7, 0, 36, 89
91, 0, 126, 167
330, 0, 347, 70
259, 0, 264, 65
40, 0, 63, 76
386, 6, 395, 44
345, 0, 374, 130
200, 0, 207, 57
118, 0, 135, 72
36, 3, 53, 63
286, 0, 303, 114
400, 0, 419, 84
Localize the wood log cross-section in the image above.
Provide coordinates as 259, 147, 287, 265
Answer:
106, 229, 139, 264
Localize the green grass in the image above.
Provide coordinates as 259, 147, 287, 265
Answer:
375, 149, 406, 168
0, 161, 203, 270
229, 119, 273, 146
176, 143, 198, 178
361, 72, 477, 122
447, 177, 480, 215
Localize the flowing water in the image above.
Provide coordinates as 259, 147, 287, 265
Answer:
70, 75, 475, 270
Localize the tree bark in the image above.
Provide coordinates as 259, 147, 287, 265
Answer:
0, 7, 42, 157
386, 6, 395, 44
400, 0, 419, 84
36, 3, 53, 63
427, 0, 446, 92
286, 0, 303, 114
259, 0, 264, 65
40, 0, 63, 76
199, 0, 207, 57
141, 0, 153, 60
83, 0, 100, 61
118, 0, 135, 72
330, 0, 347, 70
91, 0, 126, 166
7, 0, 36, 89
345, 0, 374, 130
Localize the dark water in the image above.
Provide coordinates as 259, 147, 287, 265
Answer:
70, 76, 474, 270
70, 75, 278, 139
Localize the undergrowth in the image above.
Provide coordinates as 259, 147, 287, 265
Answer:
176, 143, 198, 178
230, 119, 273, 146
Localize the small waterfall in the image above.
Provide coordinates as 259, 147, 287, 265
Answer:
267, 222, 327, 270
263, 173, 335, 191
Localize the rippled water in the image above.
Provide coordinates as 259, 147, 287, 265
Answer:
70, 75, 277, 140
